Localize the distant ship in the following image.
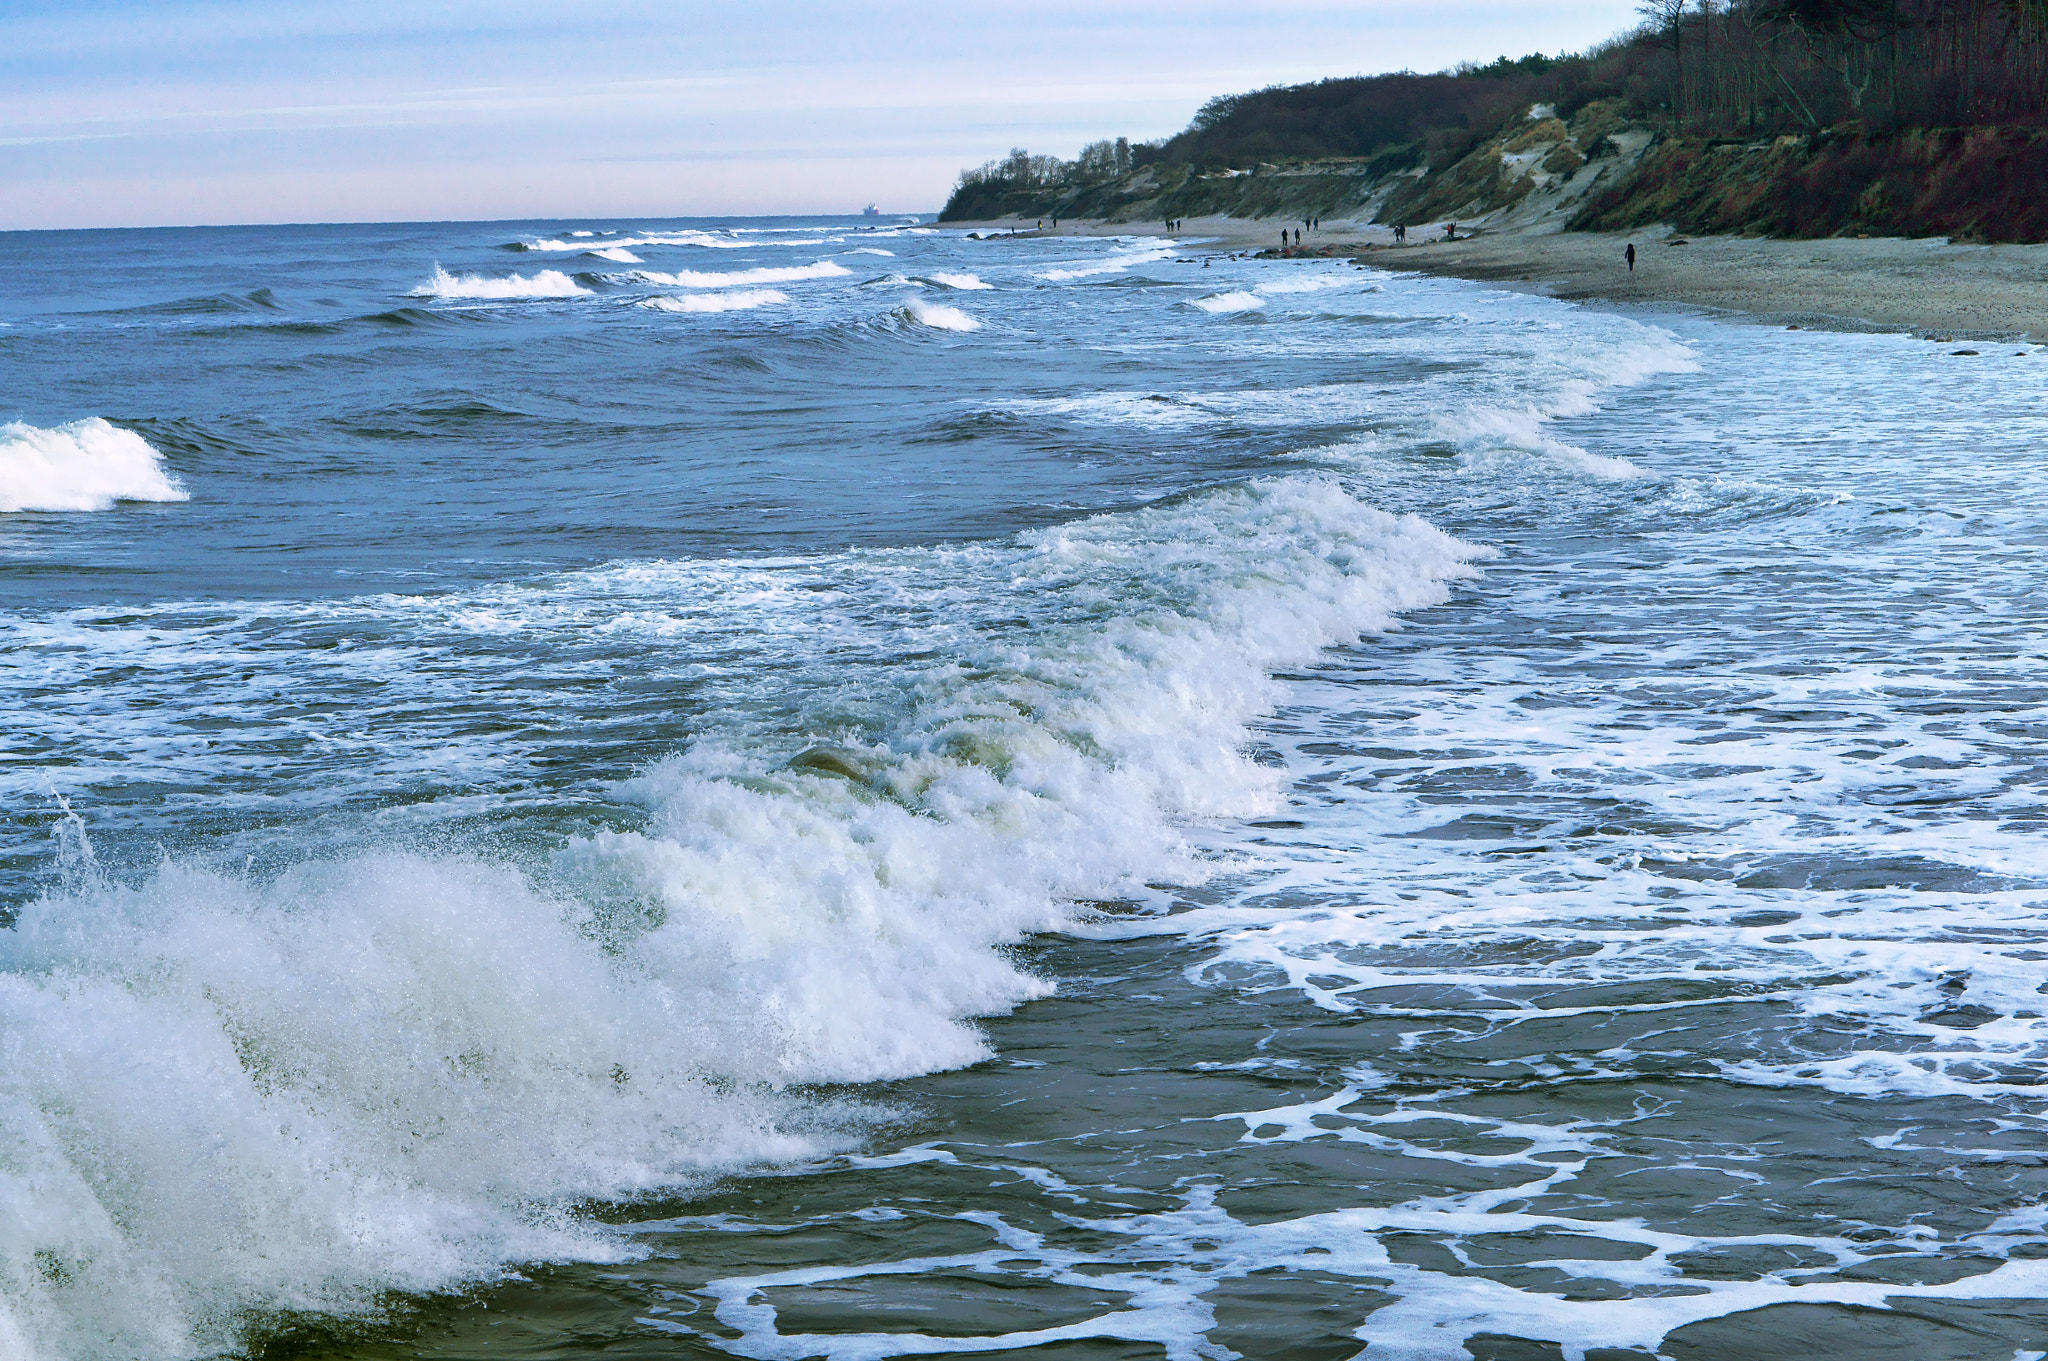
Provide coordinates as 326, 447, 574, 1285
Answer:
862, 204, 881, 218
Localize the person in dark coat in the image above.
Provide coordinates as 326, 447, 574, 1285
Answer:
1626, 242, 1637, 272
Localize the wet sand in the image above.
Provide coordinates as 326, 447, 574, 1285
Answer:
949, 215, 2048, 339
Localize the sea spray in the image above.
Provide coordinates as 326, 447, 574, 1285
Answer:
0, 419, 188, 513
0, 474, 1483, 1361
412, 266, 591, 299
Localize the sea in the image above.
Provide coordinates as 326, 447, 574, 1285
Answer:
4, 216, 2048, 1361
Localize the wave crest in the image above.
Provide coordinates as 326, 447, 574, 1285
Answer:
0, 419, 189, 513
411, 267, 592, 300
631, 261, 850, 288
899, 299, 980, 332
639, 289, 788, 313
0, 475, 1483, 1359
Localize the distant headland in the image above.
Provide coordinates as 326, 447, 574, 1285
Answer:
942, 0, 2048, 244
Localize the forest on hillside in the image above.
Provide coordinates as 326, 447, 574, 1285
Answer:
944, 0, 2048, 218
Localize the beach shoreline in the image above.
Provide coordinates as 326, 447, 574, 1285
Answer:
946, 215, 2048, 341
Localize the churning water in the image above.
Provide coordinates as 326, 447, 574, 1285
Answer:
4, 217, 2048, 1361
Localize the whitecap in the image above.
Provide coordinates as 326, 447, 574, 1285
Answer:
411, 266, 591, 300
1036, 245, 1174, 282
631, 261, 851, 288
928, 272, 993, 290
1258, 275, 1350, 294
1190, 291, 1265, 314
0, 474, 1482, 1359
901, 299, 980, 332
638, 289, 787, 313
0, 418, 189, 513
586, 247, 642, 264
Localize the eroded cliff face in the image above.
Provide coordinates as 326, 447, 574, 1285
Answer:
1570, 125, 2048, 243
939, 100, 1657, 232
946, 101, 2048, 244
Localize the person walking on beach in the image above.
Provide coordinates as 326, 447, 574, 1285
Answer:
1626, 242, 1636, 273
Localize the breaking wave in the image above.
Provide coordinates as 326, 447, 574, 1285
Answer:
412, 267, 592, 300
1189, 291, 1265, 314
898, 299, 980, 332
0, 419, 189, 513
631, 262, 851, 289
638, 289, 787, 313
0, 475, 1482, 1360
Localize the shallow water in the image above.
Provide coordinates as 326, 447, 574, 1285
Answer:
5, 217, 2048, 1361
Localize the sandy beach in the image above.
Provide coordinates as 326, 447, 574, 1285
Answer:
951, 215, 2048, 340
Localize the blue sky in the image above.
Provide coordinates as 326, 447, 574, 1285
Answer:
3, 2, 1645, 229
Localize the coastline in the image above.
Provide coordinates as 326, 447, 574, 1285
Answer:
947, 215, 2048, 341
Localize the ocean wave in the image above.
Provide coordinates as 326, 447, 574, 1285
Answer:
1189, 291, 1265, 314
585, 247, 642, 264
898, 299, 980, 331
520, 232, 749, 252
631, 261, 851, 288
638, 289, 787, 313
1035, 245, 1173, 282
0, 418, 189, 513
0, 476, 1482, 1360
841, 248, 895, 257
411, 267, 592, 300
1257, 274, 1352, 294
927, 272, 992, 290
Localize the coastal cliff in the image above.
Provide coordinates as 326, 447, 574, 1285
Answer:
942, 1, 2048, 244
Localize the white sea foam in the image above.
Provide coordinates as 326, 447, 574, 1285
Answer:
1035, 245, 1173, 282
1257, 274, 1350, 294
632, 261, 850, 288
0, 419, 189, 513
525, 233, 748, 252
569, 230, 594, 237
638, 289, 787, 313
0, 476, 1483, 1360
899, 299, 980, 331
928, 272, 992, 290
1189, 291, 1265, 314
586, 247, 642, 264
412, 266, 591, 300
841, 248, 895, 257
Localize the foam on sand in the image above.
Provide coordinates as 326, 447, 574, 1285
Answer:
631, 262, 850, 288
412, 267, 592, 300
638, 290, 787, 313
0, 419, 189, 513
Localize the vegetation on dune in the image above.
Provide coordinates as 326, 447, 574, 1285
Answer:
941, 0, 2048, 241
